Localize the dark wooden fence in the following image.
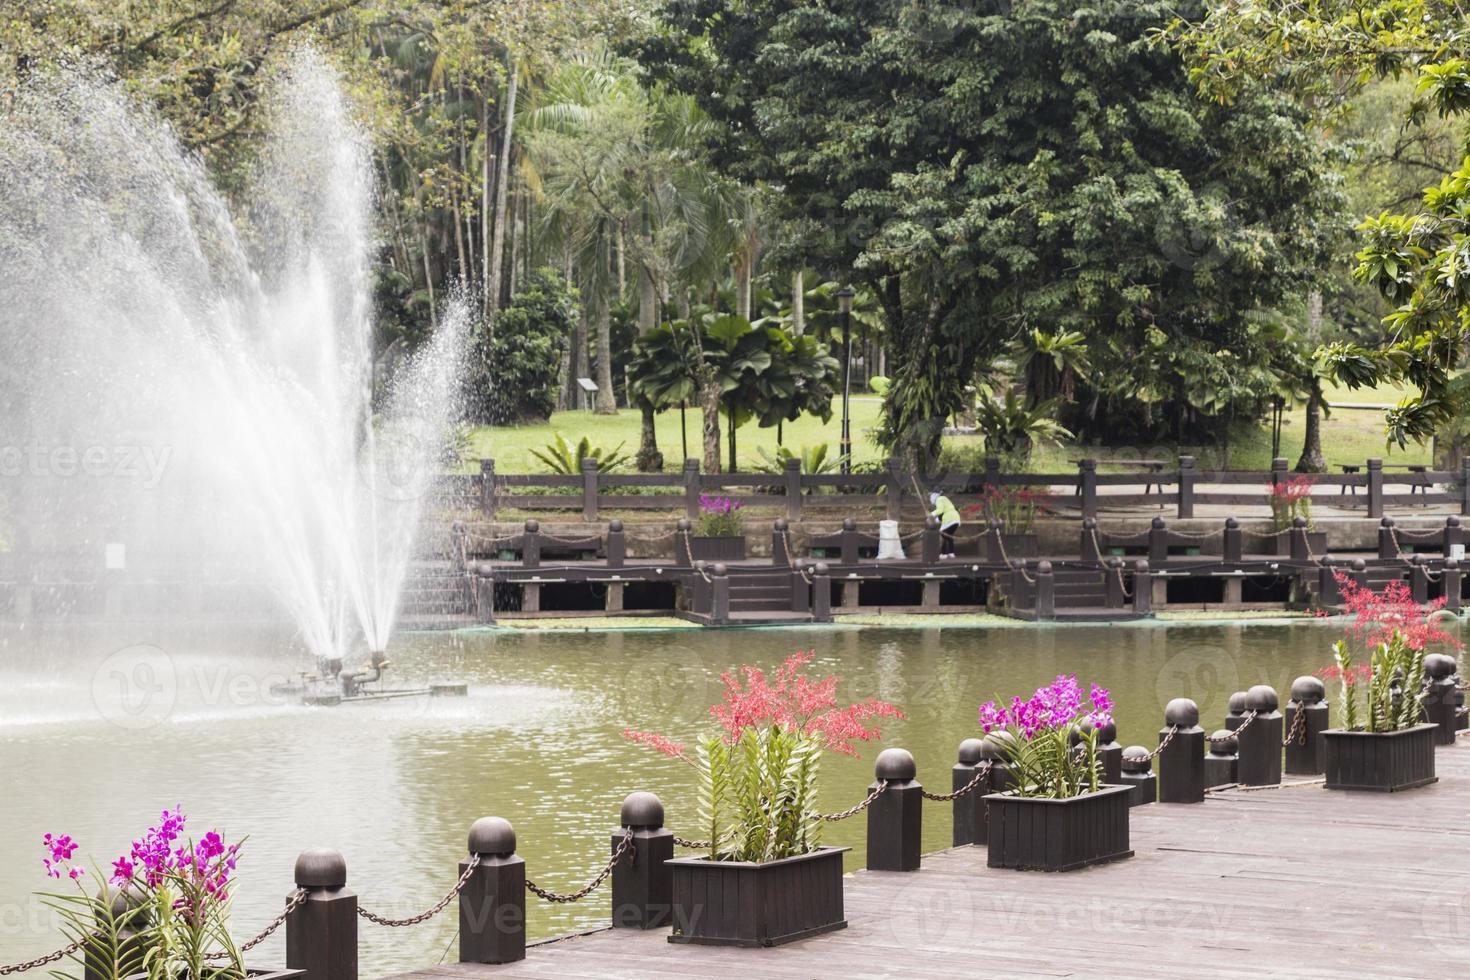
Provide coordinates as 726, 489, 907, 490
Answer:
441, 455, 1470, 522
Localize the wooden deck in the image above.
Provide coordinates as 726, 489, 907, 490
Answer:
385, 738, 1470, 979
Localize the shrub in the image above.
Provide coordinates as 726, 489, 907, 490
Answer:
696, 494, 744, 537
530, 432, 630, 475
977, 674, 1114, 799
467, 268, 574, 425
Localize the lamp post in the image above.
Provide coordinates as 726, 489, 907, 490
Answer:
837, 286, 855, 475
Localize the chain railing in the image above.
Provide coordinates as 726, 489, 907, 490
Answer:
525, 829, 633, 904
203, 888, 307, 959
357, 855, 481, 927
0, 938, 84, 976
672, 827, 740, 850
1282, 706, 1308, 746
1207, 712, 1255, 743
1143, 725, 1179, 761
920, 762, 993, 802
814, 780, 888, 821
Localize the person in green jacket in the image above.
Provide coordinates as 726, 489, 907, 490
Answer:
929, 491, 961, 559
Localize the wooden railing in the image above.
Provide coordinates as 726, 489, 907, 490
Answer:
440, 455, 1470, 522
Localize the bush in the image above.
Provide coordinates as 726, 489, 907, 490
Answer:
468, 268, 574, 424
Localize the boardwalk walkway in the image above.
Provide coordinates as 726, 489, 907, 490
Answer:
385, 741, 1470, 979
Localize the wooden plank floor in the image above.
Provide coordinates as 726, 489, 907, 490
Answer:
385, 739, 1470, 979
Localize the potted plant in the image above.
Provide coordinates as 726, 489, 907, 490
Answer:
978, 675, 1133, 871
966, 485, 1052, 560
1263, 475, 1326, 555
691, 494, 746, 561
624, 651, 903, 947
1318, 577, 1459, 791
37, 810, 301, 980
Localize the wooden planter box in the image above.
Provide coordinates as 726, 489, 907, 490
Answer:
1259, 531, 1328, 557
1322, 723, 1439, 792
666, 847, 848, 947
986, 784, 1133, 872
131, 970, 302, 980
690, 536, 746, 562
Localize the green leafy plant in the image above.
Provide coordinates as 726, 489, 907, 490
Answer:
974, 390, 1073, 465
529, 431, 630, 474
624, 651, 903, 862
695, 494, 744, 537
466, 269, 575, 425
753, 444, 846, 478
1326, 635, 1427, 733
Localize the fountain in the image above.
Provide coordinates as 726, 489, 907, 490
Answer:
0, 50, 465, 668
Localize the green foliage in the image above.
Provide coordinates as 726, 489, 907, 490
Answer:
529, 431, 630, 474
43, 876, 148, 980
1004, 728, 1103, 801
694, 726, 823, 863
469, 269, 575, 425
1330, 634, 1429, 734
753, 444, 845, 477
974, 390, 1073, 464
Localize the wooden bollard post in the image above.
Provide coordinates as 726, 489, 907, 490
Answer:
1223, 517, 1242, 562
1078, 458, 1098, 518
811, 562, 832, 622
1148, 516, 1168, 563
611, 792, 673, 929
840, 517, 859, 566
1367, 457, 1384, 519
479, 458, 496, 518
1409, 554, 1429, 604
682, 458, 700, 520
790, 558, 811, 612
867, 748, 921, 872
1133, 559, 1152, 615
287, 849, 357, 980
1349, 557, 1369, 590
1097, 720, 1123, 783
921, 516, 941, 564
1317, 557, 1342, 606
1157, 699, 1205, 804
460, 817, 525, 965
451, 521, 467, 573
1104, 557, 1125, 608
1224, 691, 1248, 731
1289, 516, 1310, 561
581, 456, 599, 521
474, 561, 496, 624
772, 518, 791, 567
710, 563, 731, 625
522, 520, 541, 569
1120, 747, 1157, 806
1034, 560, 1055, 620
951, 738, 990, 847
1235, 685, 1283, 786
1177, 455, 1196, 519
1444, 515, 1463, 555
1445, 558, 1462, 612
1204, 731, 1238, 788
674, 519, 692, 567
88, 883, 148, 980
1377, 516, 1396, 559
1080, 517, 1101, 563
606, 519, 626, 568
784, 457, 803, 521
1285, 676, 1330, 775
1424, 654, 1460, 746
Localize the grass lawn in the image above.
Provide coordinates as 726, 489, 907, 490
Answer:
467, 382, 1432, 475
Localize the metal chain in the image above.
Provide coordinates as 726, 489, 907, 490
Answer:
778, 528, 797, 568
534, 533, 604, 547
920, 762, 993, 802
1240, 528, 1291, 540
672, 827, 740, 850
0, 939, 85, 976
1167, 527, 1225, 541
358, 854, 482, 927
1282, 706, 1307, 747
203, 889, 307, 960
624, 529, 679, 544
525, 830, 633, 904
1112, 561, 1134, 600
1143, 725, 1179, 761
814, 780, 888, 821
1207, 712, 1255, 743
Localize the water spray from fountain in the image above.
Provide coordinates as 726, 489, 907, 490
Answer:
0, 49, 466, 667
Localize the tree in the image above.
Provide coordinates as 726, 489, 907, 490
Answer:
468, 268, 576, 424
1167, 0, 1470, 451
638, 0, 1346, 466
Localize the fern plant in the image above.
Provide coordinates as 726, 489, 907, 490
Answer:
529, 431, 630, 474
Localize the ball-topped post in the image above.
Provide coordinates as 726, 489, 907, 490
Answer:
460, 818, 525, 965
1119, 746, 1157, 807
1424, 653, 1462, 745
1286, 676, 1330, 775
1158, 697, 1206, 804
606, 518, 626, 568
287, 849, 357, 980
1204, 730, 1239, 788
612, 792, 674, 929
952, 738, 993, 846
868, 748, 922, 872
1237, 685, 1283, 787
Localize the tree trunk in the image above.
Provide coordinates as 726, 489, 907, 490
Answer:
1295, 376, 1326, 473
508, 188, 523, 298
637, 406, 662, 471
594, 288, 617, 414
481, 84, 493, 299
485, 61, 518, 327
700, 381, 722, 474
790, 269, 805, 335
